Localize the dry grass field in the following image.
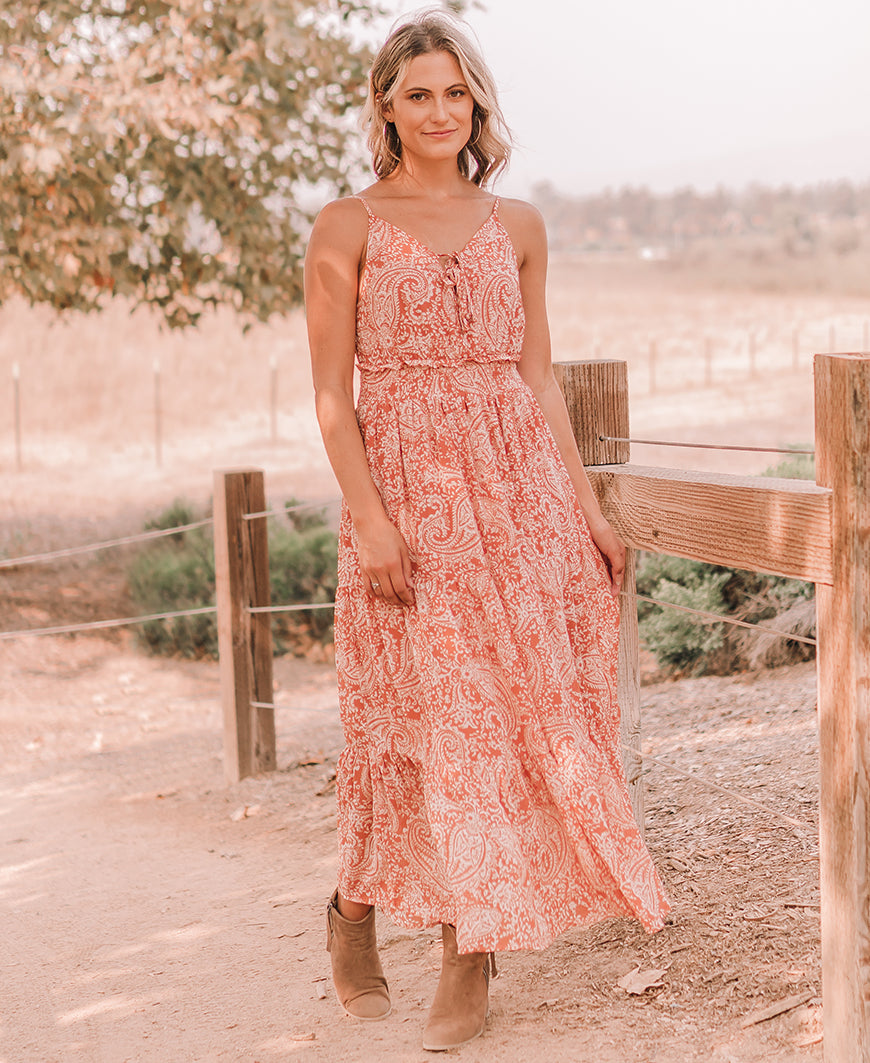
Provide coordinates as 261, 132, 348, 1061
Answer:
1, 253, 868, 546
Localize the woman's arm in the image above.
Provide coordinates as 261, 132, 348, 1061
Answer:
501, 199, 625, 597
304, 198, 415, 607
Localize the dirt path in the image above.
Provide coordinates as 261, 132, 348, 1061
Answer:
1, 635, 822, 1063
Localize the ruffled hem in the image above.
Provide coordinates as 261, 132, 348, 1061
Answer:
335, 742, 669, 954
339, 879, 665, 955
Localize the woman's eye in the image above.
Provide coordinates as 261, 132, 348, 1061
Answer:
449, 89, 466, 98
409, 92, 426, 102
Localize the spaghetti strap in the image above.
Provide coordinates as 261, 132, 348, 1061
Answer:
354, 195, 374, 217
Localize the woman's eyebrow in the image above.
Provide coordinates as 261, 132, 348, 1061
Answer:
403, 81, 468, 93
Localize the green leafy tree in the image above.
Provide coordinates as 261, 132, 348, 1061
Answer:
0, 0, 374, 327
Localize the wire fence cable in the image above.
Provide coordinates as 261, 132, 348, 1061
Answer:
248, 603, 336, 614
1, 592, 813, 645
599, 435, 815, 456
242, 499, 342, 522
0, 605, 218, 642
0, 519, 215, 570
0, 499, 341, 570
0, 600, 337, 641
623, 591, 817, 647
621, 741, 814, 836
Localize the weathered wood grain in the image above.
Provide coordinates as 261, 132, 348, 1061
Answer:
553, 359, 630, 465
214, 468, 276, 783
587, 464, 833, 584
815, 353, 870, 1063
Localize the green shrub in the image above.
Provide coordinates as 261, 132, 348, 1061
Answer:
269, 525, 339, 650
128, 503, 217, 658
144, 497, 202, 532
636, 448, 816, 675
284, 496, 331, 533
127, 498, 338, 659
760, 447, 815, 481
636, 556, 731, 671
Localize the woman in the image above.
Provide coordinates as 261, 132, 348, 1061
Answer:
305, 10, 669, 1051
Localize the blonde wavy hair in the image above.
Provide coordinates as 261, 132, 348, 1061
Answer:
362, 9, 512, 187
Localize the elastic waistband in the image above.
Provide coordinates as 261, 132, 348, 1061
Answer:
358, 359, 517, 376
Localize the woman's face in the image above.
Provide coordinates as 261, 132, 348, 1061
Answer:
382, 50, 475, 165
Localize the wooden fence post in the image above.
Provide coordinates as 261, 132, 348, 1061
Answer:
214, 468, 276, 783
554, 360, 644, 831
648, 339, 657, 394
552, 359, 630, 466
153, 359, 163, 468
12, 361, 22, 472
815, 352, 870, 1063
269, 354, 278, 444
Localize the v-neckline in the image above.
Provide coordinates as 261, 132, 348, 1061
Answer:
361, 198, 499, 259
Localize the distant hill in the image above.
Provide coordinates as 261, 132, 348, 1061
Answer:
533, 179, 870, 295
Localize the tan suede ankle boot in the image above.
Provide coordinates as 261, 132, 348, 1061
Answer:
325, 890, 391, 1020
422, 923, 495, 1051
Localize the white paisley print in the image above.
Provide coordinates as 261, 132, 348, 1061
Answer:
334, 197, 669, 953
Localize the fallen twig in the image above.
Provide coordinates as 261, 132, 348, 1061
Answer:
739, 991, 812, 1028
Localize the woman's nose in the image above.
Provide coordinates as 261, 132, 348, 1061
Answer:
430, 97, 448, 122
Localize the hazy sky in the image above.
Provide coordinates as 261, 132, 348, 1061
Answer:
385, 0, 870, 196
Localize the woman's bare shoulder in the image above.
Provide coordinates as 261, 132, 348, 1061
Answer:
496, 197, 547, 263
497, 197, 545, 231
313, 195, 368, 231
308, 196, 368, 259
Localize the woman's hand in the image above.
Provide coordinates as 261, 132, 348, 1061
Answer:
355, 514, 416, 608
587, 516, 626, 599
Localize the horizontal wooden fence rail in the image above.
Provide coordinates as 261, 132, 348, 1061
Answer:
587, 464, 832, 584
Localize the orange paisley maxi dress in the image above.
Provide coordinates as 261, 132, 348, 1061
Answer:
334, 196, 669, 954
